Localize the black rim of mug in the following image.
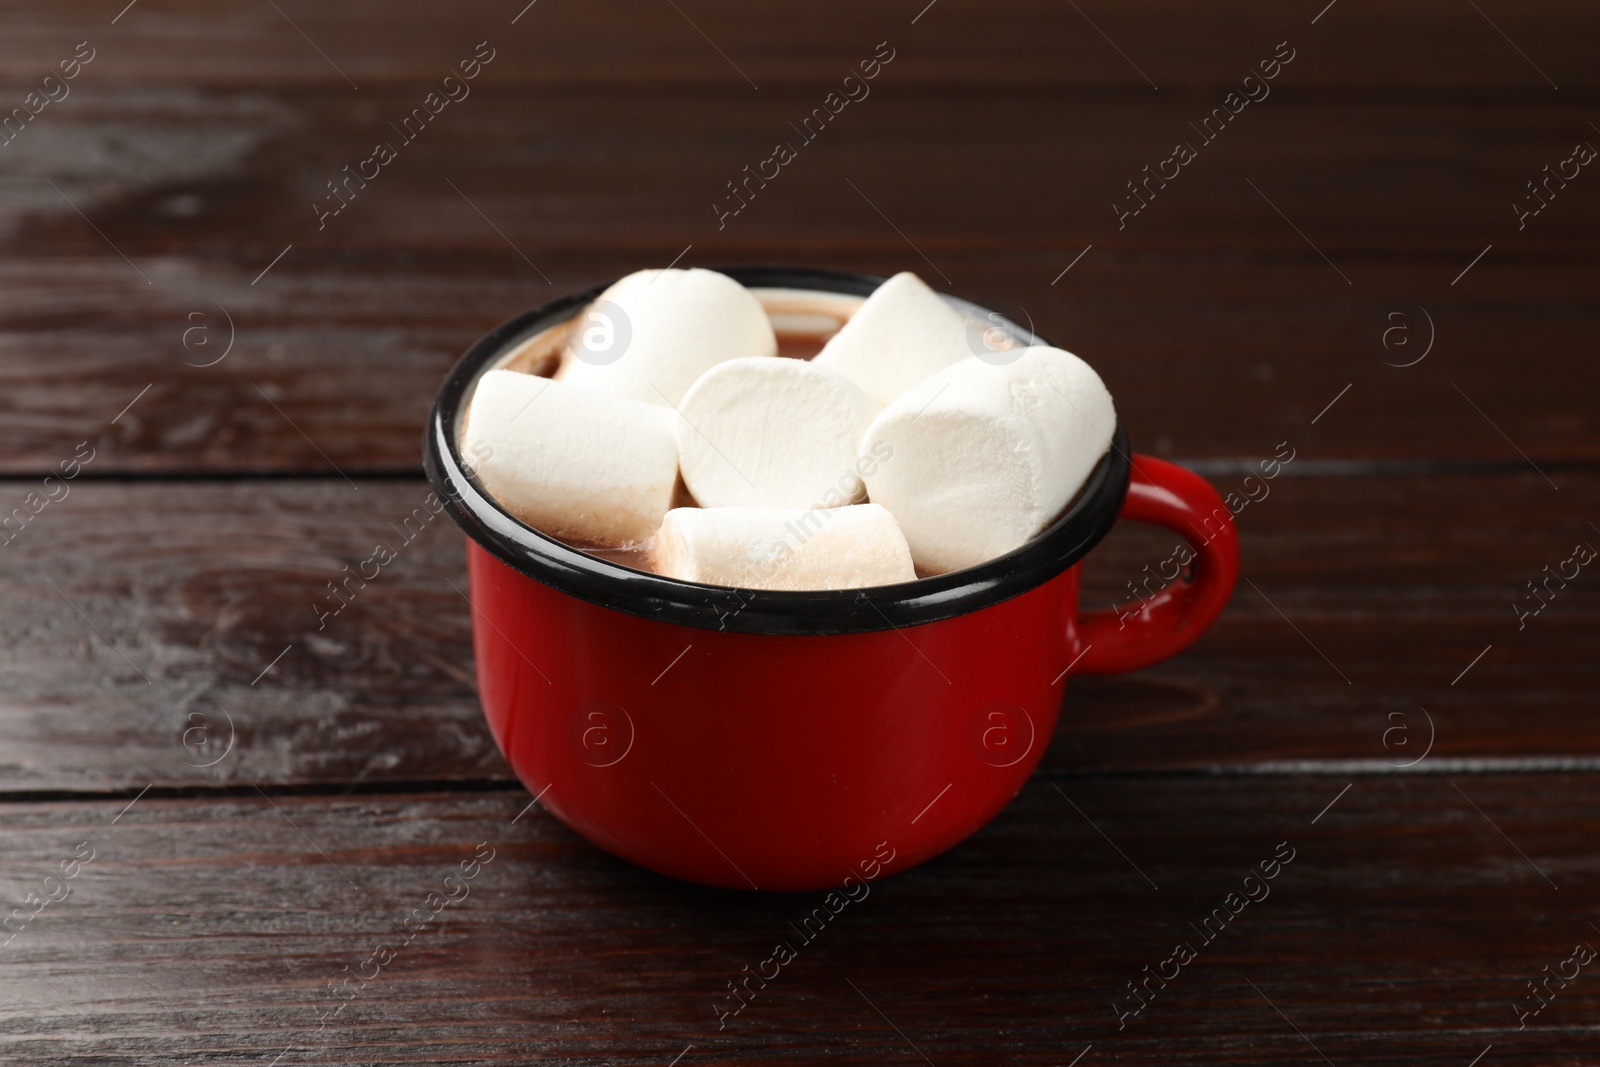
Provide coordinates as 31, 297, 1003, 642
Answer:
423, 265, 1132, 636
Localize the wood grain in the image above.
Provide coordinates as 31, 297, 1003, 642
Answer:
0, 471, 1593, 793
0, 67, 1595, 471
2, 0, 1596, 1060
2, 249, 1598, 474
3, 0, 1597, 91
1, 775, 1595, 1065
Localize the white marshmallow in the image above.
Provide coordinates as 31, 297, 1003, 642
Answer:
812, 271, 971, 406
675, 357, 880, 510
463, 369, 678, 546
653, 504, 916, 591
860, 346, 1116, 574
558, 268, 777, 406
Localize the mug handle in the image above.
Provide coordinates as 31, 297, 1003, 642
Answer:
1072, 455, 1239, 676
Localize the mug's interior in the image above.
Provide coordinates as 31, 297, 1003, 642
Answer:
425, 266, 1130, 636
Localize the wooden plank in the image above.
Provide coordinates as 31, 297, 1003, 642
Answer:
11, 90, 1599, 261
0, 478, 497, 794
1070, 462, 1600, 771
0, 775, 1595, 1064
3, 251, 1598, 474
0, 472, 1594, 792
4, 0, 1596, 91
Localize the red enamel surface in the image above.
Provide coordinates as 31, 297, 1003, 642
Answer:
467, 454, 1236, 890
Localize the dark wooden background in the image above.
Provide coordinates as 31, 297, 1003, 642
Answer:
2, 0, 1597, 1063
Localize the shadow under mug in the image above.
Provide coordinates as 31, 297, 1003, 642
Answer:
425, 266, 1239, 891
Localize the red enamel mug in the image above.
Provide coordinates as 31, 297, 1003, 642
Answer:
425, 267, 1239, 891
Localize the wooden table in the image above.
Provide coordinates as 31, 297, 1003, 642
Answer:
3, 1, 1597, 1063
